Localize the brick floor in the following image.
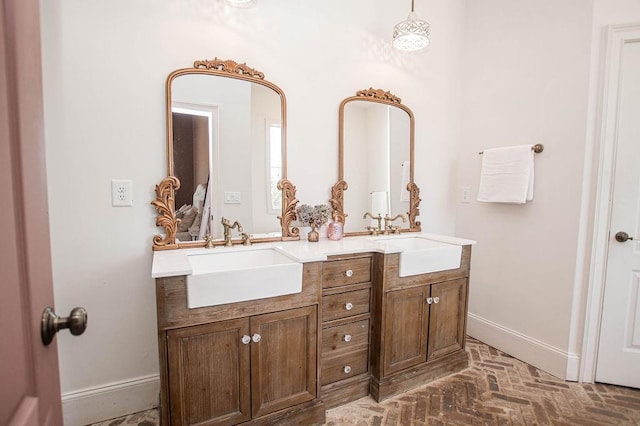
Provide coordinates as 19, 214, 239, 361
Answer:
90, 337, 640, 425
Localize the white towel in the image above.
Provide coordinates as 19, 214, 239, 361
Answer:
400, 161, 410, 202
477, 145, 534, 204
370, 191, 389, 218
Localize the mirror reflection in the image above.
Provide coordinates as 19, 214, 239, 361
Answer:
170, 74, 284, 241
332, 88, 421, 237
343, 101, 411, 233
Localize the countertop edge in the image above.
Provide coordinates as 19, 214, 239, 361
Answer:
151, 232, 476, 279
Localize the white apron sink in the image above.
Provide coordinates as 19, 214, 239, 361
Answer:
375, 236, 462, 277
186, 247, 303, 309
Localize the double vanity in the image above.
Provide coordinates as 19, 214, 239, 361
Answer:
152, 234, 474, 425
150, 57, 475, 424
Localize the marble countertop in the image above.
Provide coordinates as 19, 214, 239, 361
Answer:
151, 232, 476, 279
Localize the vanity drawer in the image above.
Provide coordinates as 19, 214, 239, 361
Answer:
322, 289, 371, 322
322, 319, 370, 356
323, 257, 372, 289
321, 348, 369, 385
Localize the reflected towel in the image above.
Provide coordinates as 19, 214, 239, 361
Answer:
370, 191, 389, 218
477, 145, 534, 204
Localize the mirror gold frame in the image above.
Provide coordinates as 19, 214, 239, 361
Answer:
330, 88, 421, 236
152, 58, 299, 250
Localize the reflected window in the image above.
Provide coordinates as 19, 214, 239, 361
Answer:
267, 122, 282, 213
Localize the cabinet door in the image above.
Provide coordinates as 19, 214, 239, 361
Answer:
251, 306, 318, 418
167, 318, 251, 426
383, 285, 430, 376
427, 278, 468, 361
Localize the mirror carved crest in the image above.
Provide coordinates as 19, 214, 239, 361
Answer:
152, 58, 299, 250
333, 88, 421, 236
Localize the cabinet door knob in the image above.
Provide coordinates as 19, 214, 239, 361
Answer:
433, 297, 440, 304
252, 333, 261, 343
345, 269, 354, 277
426, 297, 433, 304
241, 335, 251, 345
345, 302, 354, 310
344, 334, 352, 342
343, 366, 352, 374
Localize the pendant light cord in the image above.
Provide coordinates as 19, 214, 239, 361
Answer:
411, 0, 415, 12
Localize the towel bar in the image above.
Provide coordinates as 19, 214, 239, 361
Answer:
478, 143, 544, 155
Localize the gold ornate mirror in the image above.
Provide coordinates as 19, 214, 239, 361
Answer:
152, 58, 299, 250
331, 88, 421, 236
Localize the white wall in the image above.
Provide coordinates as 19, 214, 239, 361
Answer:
39, 0, 465, 423
456, 0, 594, 378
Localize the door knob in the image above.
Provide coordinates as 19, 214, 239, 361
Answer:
615, 231, 634, 242
41, 307, 87, 346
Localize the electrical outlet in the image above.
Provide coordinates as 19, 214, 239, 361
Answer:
461, 186, 471, 203
112, 179, 133, 207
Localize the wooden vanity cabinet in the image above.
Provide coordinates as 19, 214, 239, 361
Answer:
371, 246, 472, 402
154, 245, 473, 422
155, 262, 325, 426
167, 307, 317, 425
319, 254, 373, 409
383, 278, 467, 376
167, 318, 251, 425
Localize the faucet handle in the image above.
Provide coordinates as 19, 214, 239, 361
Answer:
365, 226, 379, 236
204, 234, 215, 249
241, 232, 252, 246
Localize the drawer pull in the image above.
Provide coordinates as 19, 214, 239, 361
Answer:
345, 269, 354, 277
252, 333, 261, 343
344, 334, 352, 342
433, 297, 440, 304
426, 297, 433, 304
345, 302, 354, 311
241, 335, 251, 345
343, 366, 352, 374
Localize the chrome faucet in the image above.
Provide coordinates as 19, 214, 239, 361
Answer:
363, 212, 383, 235
221, 217, 251, 247
383, 213, 407, 234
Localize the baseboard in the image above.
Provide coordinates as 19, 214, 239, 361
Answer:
61, 374, 159, 426
467, 313, 578, 380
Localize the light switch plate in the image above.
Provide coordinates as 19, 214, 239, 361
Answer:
224, 191, 241, 204
460, 186, 471, 203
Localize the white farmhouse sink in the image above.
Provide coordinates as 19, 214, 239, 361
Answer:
186, 248, 303, 309
376, 237, 462, 277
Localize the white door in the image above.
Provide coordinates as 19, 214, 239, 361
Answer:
596, 39, 640, 388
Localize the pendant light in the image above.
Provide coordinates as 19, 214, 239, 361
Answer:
225, 0, 257, 8
392, 0, 431, 51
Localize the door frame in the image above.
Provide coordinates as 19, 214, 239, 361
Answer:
581, 23, 640, 383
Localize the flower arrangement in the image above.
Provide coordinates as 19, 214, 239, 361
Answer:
296, 204, 332, 229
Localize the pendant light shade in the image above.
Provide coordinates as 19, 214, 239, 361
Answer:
392, 0, 430, 51
226, 0, 257, 8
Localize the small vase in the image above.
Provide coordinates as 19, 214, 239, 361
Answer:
307, 224, 319, 242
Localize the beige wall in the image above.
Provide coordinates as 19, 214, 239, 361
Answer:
40, 1, 640, 423
39, 0, 465, 423
456, 0, 594, 378
456, 0, 640, 381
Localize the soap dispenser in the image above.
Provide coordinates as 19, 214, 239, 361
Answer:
327, 212, 343, 241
